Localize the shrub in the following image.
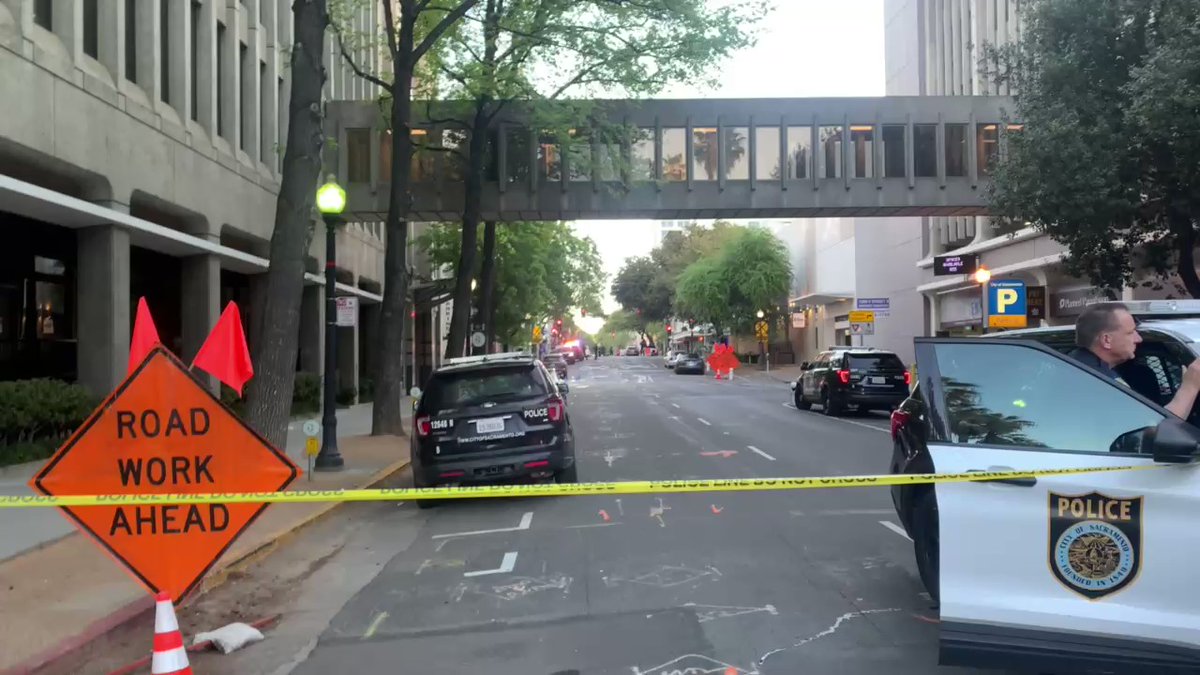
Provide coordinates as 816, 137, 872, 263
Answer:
0, 379, 95, 466
358, 377, 374, 403
336, 385, 358, 407
292, 372, 321, 416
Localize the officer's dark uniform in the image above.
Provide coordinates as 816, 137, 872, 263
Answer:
1069, 348, 1130, 387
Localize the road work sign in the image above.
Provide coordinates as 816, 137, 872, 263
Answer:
31, 346, 299, 601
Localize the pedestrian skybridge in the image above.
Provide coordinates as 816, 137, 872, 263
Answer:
326, 96, 1018, 222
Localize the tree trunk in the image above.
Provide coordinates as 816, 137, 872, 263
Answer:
371, 17, 417, 436
445, 100, 493, 359
478, 221, 498, 352
1173, 215, 1200, 298
243, 0, 329, 449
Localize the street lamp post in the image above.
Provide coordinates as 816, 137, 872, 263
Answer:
315, 179, 346, 471
974, 266, 992, 335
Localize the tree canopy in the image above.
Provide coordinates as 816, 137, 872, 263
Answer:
419, 223, 604, 346
988, 0, 1200, 297
674, 227, 791, 333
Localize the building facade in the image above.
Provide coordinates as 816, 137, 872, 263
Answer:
0, 0, 434, 400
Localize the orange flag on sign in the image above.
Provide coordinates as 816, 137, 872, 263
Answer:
128, 297, 161, 375
192, 302, 255, 396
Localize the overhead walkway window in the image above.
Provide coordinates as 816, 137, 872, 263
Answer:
692, 127, 718, 180
346, 128, 371, 183
411, 128, 433, 182
662, 128, 686, 182
632, 128, 654, 181
914, 124, 937, 177
945, 123, 967, 177
566, 129, 590, 182
755, 126, 781, 179
882, 125, 905, 177
537, 132, 561, 182
596, 141, 620, 182
977, 123, 999, 176
786, 126, 810, 179
850, 125, 873, 178
725, 127, 749, 180
819, 126, 842, 179
504, 127, 529, 185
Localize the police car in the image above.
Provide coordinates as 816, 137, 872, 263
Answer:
409, 352, 576, 509
889, 301, 1200, 673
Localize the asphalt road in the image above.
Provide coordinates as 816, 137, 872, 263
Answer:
288, 356, 993, 675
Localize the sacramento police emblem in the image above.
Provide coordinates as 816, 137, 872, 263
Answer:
1048, 492, 1142, 600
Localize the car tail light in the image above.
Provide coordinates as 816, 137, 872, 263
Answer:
416, 416, 432, 437
547, 399, 564, 422
904, 370, 912, 386
439, 470, 465, 479
837, 369, 851, 385
525, 460, 550, 469
890, 409, 910, 441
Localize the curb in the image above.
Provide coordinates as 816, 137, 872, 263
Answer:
9, 457, 411, 675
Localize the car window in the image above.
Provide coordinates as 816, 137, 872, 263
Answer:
847, 353, 904, 370
424, 365, 550, 411
930, 342, 1164, 454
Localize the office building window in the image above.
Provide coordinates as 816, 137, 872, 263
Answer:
191, 2, 200, 121
216, 22, 226, 137
346, 128, 371, 183
754, 126, 781, 180
160, 0, 170, 103
850, 125, 874, 178
239, 44, 248, 151
691, 127, 718, 181
786, 126, 810, 179
125, 0, 138, 82
945, 123, 967, 176
259, 62, 268, 159
819, 126, 843, 179
277, 76, 285, 170
34, 0, 51, 29
882, 125, 906, 178
631, 128, 654, 181
914, 124, 937, 177
722, 127, 749, 180
977, 123, 999, 176
662, 128, 686, 182
83, 1, 99, 58
504, 127, 529, 185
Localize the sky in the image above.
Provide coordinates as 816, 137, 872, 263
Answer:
571, 0, 885, 319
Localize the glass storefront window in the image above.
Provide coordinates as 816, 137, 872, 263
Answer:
36, 281, 66, 338
819, 125, 842, 179
346, 128, 371, 183
631, 128, 655, 181
34, 256, 65, 276
914, 124, 937, 177
537, 132, 561, 183
945, 123, 967, 177
754, 126, 781, 180
850, 125, 873, 178
662, 128, 687, 182
786, 126, 810, 179
505, 126, 529, 184
725, 127, 749, 180
692, 127, 719, 181
977, 123, 999, 176
882, 125, 905, 178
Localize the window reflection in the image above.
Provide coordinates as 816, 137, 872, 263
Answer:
882, 125, 905, 178
631, 128, 655, 181
505, 127, 529, 184
945, 123, 967, 177
443, 129, 467, 182
537, 132, 561, 182
933, 343, 1163, 452
692, 127, 718, 181
754, 126, 781, 180
566, 129, 591, 182
786, 126, 810, 179
662, 128, 686, 182
596, 142, 620, 182
914, 124, 937, 177
850, 125, 873, 178
724, 127, 749, 180
35, 282, 65, 338
411, 128, 434, 182
819, 126, 842, 179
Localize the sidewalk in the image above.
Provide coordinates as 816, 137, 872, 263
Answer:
0, 403, 410, 674
738, 364, 804, 384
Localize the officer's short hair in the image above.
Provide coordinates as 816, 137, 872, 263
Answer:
1075, 302, 1130, 349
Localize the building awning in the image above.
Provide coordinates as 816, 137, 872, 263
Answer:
791, 291, 854, 306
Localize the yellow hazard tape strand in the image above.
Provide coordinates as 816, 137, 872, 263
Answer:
0, 465, 1158, 508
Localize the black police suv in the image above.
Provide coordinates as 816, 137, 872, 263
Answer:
791, 348, 911, 416
410, 352, 576, 508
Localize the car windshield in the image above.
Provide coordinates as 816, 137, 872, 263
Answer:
424, 366, 550, 410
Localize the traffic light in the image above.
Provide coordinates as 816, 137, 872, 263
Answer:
665, 324, 673, 334
556, 318, 563, 326
552, 327, 559, 337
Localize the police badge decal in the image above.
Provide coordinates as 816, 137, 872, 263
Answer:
1048, 492, 1143, 600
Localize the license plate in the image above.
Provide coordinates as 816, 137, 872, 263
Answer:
869, 376, 886, 384
475, 417, 505, 433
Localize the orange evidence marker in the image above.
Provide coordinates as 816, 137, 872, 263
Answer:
599, 509, 611, 522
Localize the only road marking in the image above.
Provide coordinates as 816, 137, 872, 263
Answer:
879, 520, 912, 541
697, 418, 712, 426
464, 551, 518, 578
363, 611, 388, 639
747, 445, 776, 461
433, 511, 533, 539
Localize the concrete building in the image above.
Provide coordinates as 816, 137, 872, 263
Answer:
0, 0, 433, 400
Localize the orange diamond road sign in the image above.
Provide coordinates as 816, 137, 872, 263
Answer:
31, 346, 299, 601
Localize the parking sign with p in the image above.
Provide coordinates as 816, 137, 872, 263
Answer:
988, 279, 1028, 328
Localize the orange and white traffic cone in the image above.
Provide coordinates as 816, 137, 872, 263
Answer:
152, 592, 193, 675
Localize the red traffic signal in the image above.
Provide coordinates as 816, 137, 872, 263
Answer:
551, 328, 559, 336
665, 325, 673, 333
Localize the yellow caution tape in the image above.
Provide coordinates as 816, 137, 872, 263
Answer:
0, 464, 1157, 508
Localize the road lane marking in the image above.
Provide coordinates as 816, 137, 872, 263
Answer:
700, 450, 737, 458
697, 418, 712, 426
782, 403, 889, 434
566, 522, 617, 529
747, 445, 776, 461
363, 611, 388, 639
433, 511, 533, 539
671, 403, 681, 409
879, 520, 912, 541
464, 551, 518, 577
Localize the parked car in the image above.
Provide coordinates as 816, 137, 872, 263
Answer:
664, 351, 681, 368
674, 352, 706, 374
540, 353, 569, 380
625, 346, 639, 356
409, 352, 576, 509
791, 348, 910, 416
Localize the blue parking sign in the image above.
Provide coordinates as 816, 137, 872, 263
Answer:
988, 279, 1028, 328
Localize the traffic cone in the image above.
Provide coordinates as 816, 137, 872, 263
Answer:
152, 592, 193, 675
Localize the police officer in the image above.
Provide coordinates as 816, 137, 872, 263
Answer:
1071, 302, 1200, 418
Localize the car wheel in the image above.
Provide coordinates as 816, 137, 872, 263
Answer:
794, 388, 812, 410
556, 461, 578, 484
821, 388, 842, 416
412, 474, 438, 510
912, 489, 940, 602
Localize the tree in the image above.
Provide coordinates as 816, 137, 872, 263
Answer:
987, 0, 1200, 297
431, 0, 767, 357
333, 0, 480, 435
674, 227, 791, 334
610, 257, 671, 325
243, 0, 331, 448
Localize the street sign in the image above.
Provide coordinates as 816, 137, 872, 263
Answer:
1026, 285, 1047, 322
849, 321, 875, 335
532, 325, 543, 343
471, 331, 487, 348
30, 347, 300, 601
791, 312, 806, 328
335, 296, 358, 327
988, 279, 1028, 328
304, 436, 320, 457
848, 310, 875, 324
301, 419, 320, 437
754, 320, 769, 341
855, 298, 890, 317
933, 253, 979, 276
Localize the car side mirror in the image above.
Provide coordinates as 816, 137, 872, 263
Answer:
1150, 416, 1200, 463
